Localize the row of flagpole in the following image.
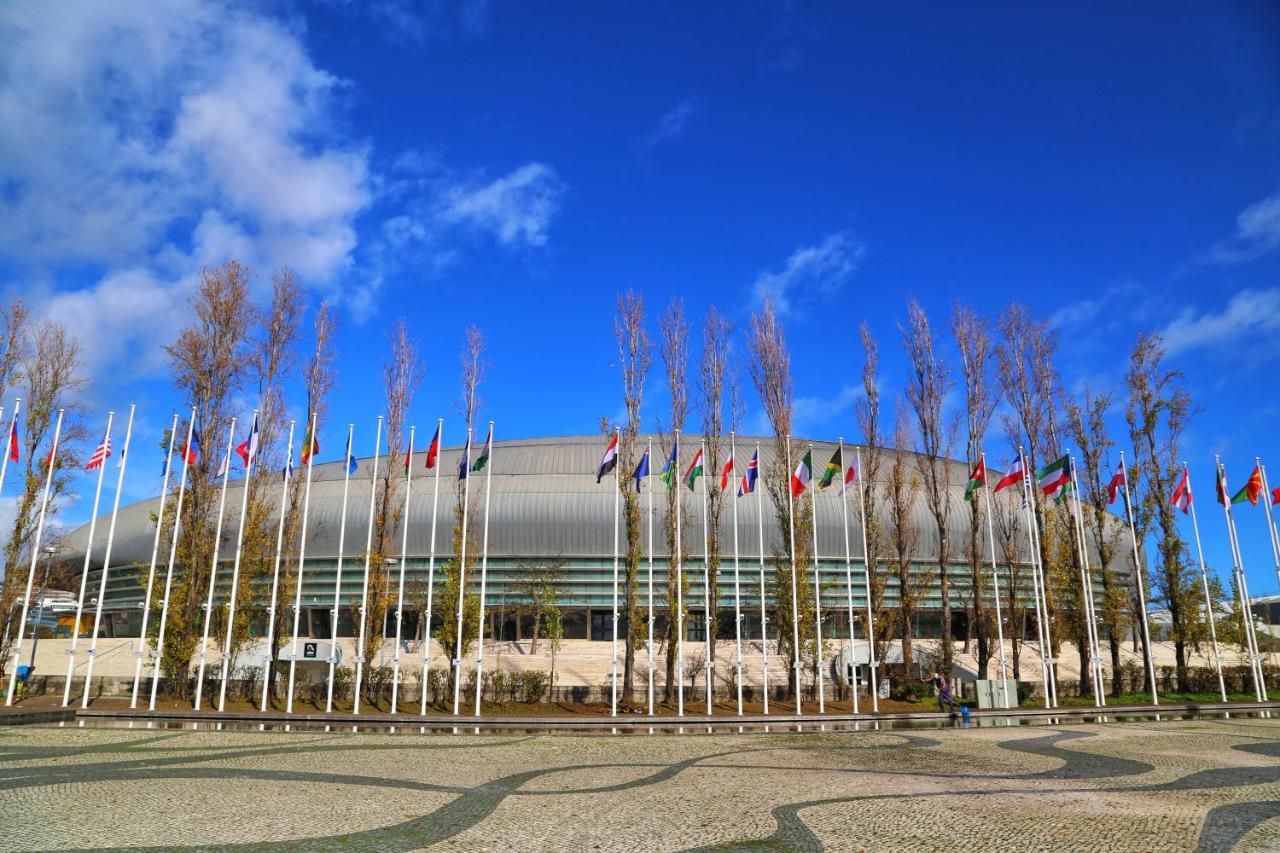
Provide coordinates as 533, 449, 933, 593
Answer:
2, 397, 1279, 712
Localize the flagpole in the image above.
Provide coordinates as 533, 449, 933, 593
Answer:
838, 439, 858, 715
149, 408, 199, 710
808, 443, 825, 714
219, 410, 259, 713
391, 425, 415, 715
675, 429, 684, 718
352, 416, 383, 715
1183, 463, 1228, 701
1023, 450, 1057, 707
62, 411, 114, 706
256, 420, 296, 712
786, 435, 802, 715
5, 408, 63, 706
1016, 447, 1051, 709
130, 411, 178, 709
325, 424, 355, 713
452, 426, 473, 716
1119, 452, 1158, 705
1218, 458, 1265, 701
0, 400, 18, 511
610, 428, 621, 717
730, 433, 743, 716
980, 453, 1010, 709
285, 411, 319, 714
1256, 461, 1280, 599
473, 422, 494, 717
193, 417, 235, 711
854, 447, 878, 713
757, 441, 770, 715
700, 437, 713, 716
1067, 454, 1105, 707
646, 439, 655, 717
420, 418, 443, 716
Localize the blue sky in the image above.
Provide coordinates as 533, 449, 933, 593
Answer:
2, 2, 1280, 593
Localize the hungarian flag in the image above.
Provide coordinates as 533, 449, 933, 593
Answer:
1232, 466, 1264, 506
790, 449, 812, 497
719, 450, 735, 490
425, 423, 440, 469
1106, 460, 1126, 505
818, 449, 842, 489
1037, 455, 1072, 503
838, 462, 857, 495
683, 447, 704, 490
181, 423, 200, 465
964, 458, 987, 500
235, 415, 260, 468
738, 450, 759, 497
993, 456, 1024, 494
1170, 467, 1193, 514
86, 430, 111, 471
659, 442, 678, 489
300, 420, 320, 465
632, 447, 650, 492
471, 424, 492, 473
6, 419, 17, 463
596, 434, 619, 483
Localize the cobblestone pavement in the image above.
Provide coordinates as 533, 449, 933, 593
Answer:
3, 717, 1280, 851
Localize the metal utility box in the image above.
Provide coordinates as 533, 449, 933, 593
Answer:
975, 679, 1018, 709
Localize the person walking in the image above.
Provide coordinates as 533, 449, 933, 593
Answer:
923, 671, 960, 713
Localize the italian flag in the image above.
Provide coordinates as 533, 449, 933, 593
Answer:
790, 449, 812, 497
964, 457, 987, 500
818, 448, 842, 489
1037, 455, 1072, 503
683, 447, 704, 490
993, 456, 1024, 493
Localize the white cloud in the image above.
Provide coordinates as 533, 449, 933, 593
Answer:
793, 385, 860, 436
1160, 288, 1280, 355
1207, 192, 1280, 264
752, 232, 867, 314
436, 163, 565, 248
638, 100, 695, 149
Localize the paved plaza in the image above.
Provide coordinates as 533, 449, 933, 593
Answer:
2, 717, 1280, 851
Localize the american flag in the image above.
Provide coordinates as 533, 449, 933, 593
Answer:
86, 433, 112, 470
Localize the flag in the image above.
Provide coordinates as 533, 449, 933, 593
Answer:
181, 423, 200, 465
458, 442, 469, 479
40, 447, 55, 469
1215, 466, 1247, 506
472, 425, 492, 473
1274, 486, 1280, 507
1232, 466, 1264, 506
404, 445, 412, 473
6, 419, 17, 463
738, 450, 759, 497
216, 445, 229, 478
1106, 460, 1126, 505
964, 458, 987, 500
1170, 467, 1192, 514
282, 452, 293, 481
1037, 455, 1072, 502
86, 432, 111, 470
632, 447, 650, 492
425, 423, 440, 469
235, 415, 260, 468
719, 450, 735, 490
838, 462, 857, 496
791, 449, 812, 497
993, 456, 1024, 493
596, 433, 619, 483
301, 421, 319, 465
659, 442, 678, 489
345, 432, 358, 475
683, 447, 704, 490
818, 448, 842, 489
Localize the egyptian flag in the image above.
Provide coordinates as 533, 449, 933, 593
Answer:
964, 458, 987, 500
425, 423, 441, 469
596, 433, 619, 483
1232, 466, 1264, 506
719, 450, 735, 490
738, 450, 759, 497
790, 449, 812, 497
6, 418, 18, 463
235, 415, 260, 468
818, 448, 842, 489
632, 447, 650, 492
993, 456, 1024, 493
1170, 467, 1192, 514
1106, 460, 1126, 505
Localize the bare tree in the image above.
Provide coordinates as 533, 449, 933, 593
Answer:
0, 299, 29, 399
854, 322, 891, 683
883, 404, 922, 675
658, 299, 690, 703
697, 306, 731, 676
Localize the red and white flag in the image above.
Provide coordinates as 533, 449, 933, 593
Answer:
1170, 467, 1192, 514
1106, 460, 1126, 505
6, 418, 18, 463
838, 463, 857, 495
719, 450, 735, 490
86, 432, 112, 470
993, 456, 1024, 493
235, 415, 260, 468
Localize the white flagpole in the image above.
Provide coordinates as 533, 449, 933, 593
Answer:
5, 408, 63, 706
1016, 448, 1051, 709
700, 438, 713, 715
149, 408, 199, 710
730, 433, 744, 716
675, 429, 684, 717
219, 410, 259, 713
452, 426, 474, 716
1119, 452, 1158, 705
473, 422, 495, 717
1022, 449, 1057, 706
1184, 462, 1228, 701
193, 417, 235, 711
130, 411, 179, 709
324, 424, 355, 713
257, 420, 296, 712
610, 428, 621, 717
420, 419, 443, 715
838, 439, 859, 714
854, 447, 878, 713
62, 411, 114, 706
786, 435, 802, 715
1067, 455, 1105, 707
0, 400, 18, 511
809, 444, 825, 714
1218, 458, 1265, 701
352, 416, 383, 715
391, 425, 415, 715
981, 453, 1010, 709
646, 439, 655, 717
82, 405, 135, 708
285, 412, 318, 714
1259, 462, 1280, 591
757, 441, 770, 715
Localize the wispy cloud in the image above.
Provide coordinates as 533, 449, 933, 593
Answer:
752, 232, 867, 314
361, 0, 490, 44
637, 100, 695, 149
1204, 192, 1280, 264
436, 162, 566, 248
1160, 288, 1280, 356
793, 384, 861, 435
